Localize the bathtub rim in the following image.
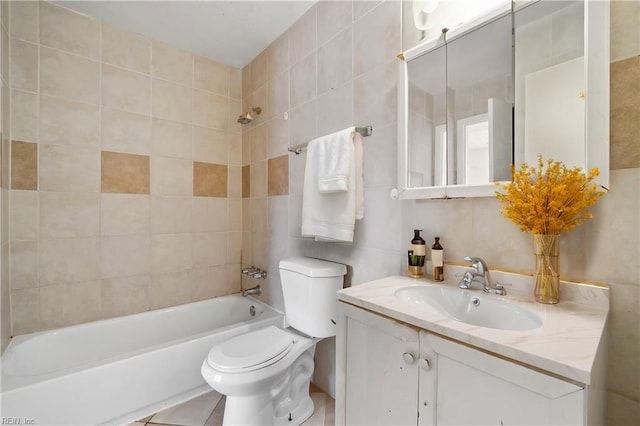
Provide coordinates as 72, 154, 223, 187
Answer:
1, 294, 284, 391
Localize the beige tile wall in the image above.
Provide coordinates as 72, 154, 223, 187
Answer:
7, 1, 243, 334
1, 0, 11, 352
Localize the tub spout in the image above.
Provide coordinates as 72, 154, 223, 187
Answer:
242, 285, 262, 297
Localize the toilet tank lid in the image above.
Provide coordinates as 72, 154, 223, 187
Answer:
279, 257, 347, 278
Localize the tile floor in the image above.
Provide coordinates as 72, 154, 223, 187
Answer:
130, 385, 335, 426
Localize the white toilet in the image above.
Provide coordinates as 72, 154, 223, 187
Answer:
201, 257, 346, 426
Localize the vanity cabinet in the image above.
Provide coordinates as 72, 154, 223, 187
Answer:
336, 302, 586, 426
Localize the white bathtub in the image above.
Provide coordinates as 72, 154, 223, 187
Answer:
1, 295, 283, 425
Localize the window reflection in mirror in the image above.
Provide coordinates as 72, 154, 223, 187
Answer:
446, 13, 514, 186
404, 12, 513, 189
514, 1, 585, 170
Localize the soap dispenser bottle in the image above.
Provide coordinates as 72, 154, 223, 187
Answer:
432, 237, 444, 281
408, 229, 426, 278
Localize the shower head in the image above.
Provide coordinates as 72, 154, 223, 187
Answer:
237, 107, 262, 124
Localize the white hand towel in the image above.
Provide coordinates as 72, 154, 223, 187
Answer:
317, 127, 355, 193
301, 128, 364, 243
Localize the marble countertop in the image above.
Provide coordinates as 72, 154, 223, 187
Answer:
337, 267, 609, 385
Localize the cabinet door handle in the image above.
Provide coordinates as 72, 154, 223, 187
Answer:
418, 358, 431, 370
402, 352, 416, 364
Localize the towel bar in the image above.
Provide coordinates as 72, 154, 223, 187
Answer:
287, 126, 372, 154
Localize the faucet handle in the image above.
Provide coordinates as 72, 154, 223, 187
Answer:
463, 256, 487, 274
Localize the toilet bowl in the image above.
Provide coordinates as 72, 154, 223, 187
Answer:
201, 257, 346, 426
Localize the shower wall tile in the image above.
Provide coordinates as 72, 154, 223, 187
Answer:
101, 235, 151, 279
10, 190, 38, 241
40, 47, 99, 104
151, 118, 192, 159
268, 71, 290, 120
317, 1, 353, 46
10, 39, 38, 92
290, 52, 317, 108
193, 197, 228, 233
10, 89, 37, 142
151, 233, 192, 274
250, 50, 268, 92
193, 162, 227, 197
150, 271, 192, 310
610, 0, 640, 62
289, 99, 317, 147
250, 159, 267, 198
8, 1, 243, 336
150, 196, 192, 234
150, 157, 192, 196
101, 193, 150, 236
610, 56, 640, 170
39, 144, 100, 192
252, 123, 268, 162
268, 155, 289, 196
101, 151, 150, 194
39, 95, 100, 147
39, 191, 99, 238
101, 108, 151, 155
39, 280, 100, 329
10, 0, 38, 43
193, 90, 228, 130
39, 1, 100, 59
152, 41, 193, 86
317, 28, 352, 95
191, 266, 228, 301
317, 81, 353, 136
230, 67, 242, 100
101, 23, 151, 74
10, 140, 37, 190
228, 165, 242, 198
192, 232, 228, 268
353, 0, 401, 78
228, 198, 242, 232
194, 126, 227, 164
39, 237, 100, 286
152, 79, 192, 123
353, 59, 397, 129
10, 241, 38, 290
194, 56, 229, 96
268, 32, 289, 82
101, 64, 151, 115
229, 98, 243, 135
100, 275, 150, 319
242, 165, 250, 198
267, 116, 289, 158
289, 6, 317, 66
11, 288, 40, 335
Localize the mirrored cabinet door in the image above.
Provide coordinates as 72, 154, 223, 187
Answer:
397, 0, 609, 199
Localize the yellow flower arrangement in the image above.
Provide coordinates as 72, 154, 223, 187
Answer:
495, 156, 604, 235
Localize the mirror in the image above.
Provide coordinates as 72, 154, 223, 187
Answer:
398, 0, 609, 199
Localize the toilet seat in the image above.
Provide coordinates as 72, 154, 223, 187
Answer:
206, 326, 294, 373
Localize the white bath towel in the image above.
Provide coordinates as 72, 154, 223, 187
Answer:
301, 128, 364, 242
317, 128, 354, 193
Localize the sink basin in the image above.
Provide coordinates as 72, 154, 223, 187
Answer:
394, 285, 542, 331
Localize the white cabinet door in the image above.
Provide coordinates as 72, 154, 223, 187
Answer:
336, 302, 420, 426
418, 331, 584, 426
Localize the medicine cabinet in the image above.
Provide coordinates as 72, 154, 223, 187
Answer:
397, 0, 609, 199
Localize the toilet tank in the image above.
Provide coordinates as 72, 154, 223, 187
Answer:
279, 257, 347, 338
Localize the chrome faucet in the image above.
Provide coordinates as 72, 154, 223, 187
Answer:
459, 256, 506, 295
242, 266, 267, 279
242, 285, 262, 297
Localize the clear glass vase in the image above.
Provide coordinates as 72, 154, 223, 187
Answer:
533, 234, 560, 304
